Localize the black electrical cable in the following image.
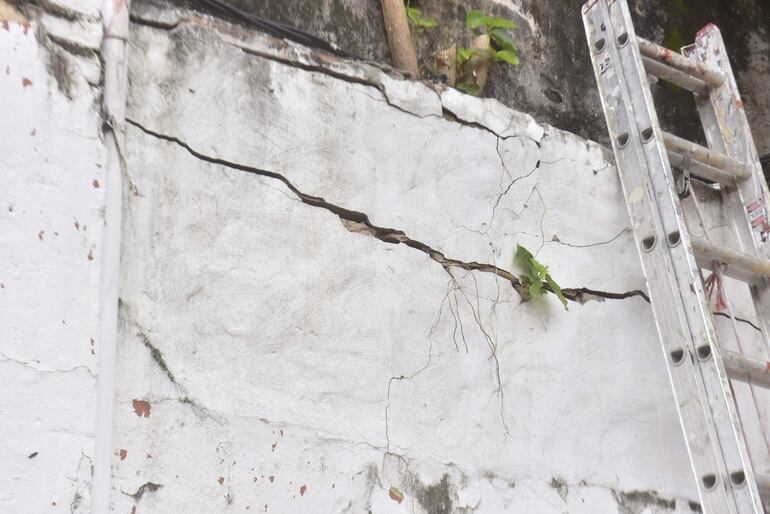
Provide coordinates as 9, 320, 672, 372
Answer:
193, 0, 361, 60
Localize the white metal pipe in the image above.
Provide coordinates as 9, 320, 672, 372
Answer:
93, 0, 130, 510
642, 55, 708, 95
638, 37, 726, 87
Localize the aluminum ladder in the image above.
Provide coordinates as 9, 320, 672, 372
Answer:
583, 0, 770, 512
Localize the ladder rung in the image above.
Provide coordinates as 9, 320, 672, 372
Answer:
642, 56, 708, 95
692, 237, 770, 285
638, 37, 726, 87
722, 350, 770, 389
667, 150, 737, 187
662, 132, 753, 179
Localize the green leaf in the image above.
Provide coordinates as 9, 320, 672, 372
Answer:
515, 244, 539, 280
467, 9, 516, 30
421, 18, 438, 28
545, 275, 568, 311
406, 6, 438, 30
485, 16, 516, 29
531, 257, 549, 278
515, 243, 534, 273
458, 47, 491, 64
490, 28, 517, 53
466, 9, 488, 29
495, 49, 520, 66
406, 6, 419, 24
456, 81, 480, 95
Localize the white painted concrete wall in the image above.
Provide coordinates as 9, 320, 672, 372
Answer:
110, 6, 770, 514
0, 0, 106, 511
4, 1, 770, 513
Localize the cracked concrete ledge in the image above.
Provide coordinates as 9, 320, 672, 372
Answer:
130, 1, 553, 145
129, 0, 620, 161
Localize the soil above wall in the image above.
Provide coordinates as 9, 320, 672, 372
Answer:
179, 0, 770, 156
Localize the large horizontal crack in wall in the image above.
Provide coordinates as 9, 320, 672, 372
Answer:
126, 118, 647, 306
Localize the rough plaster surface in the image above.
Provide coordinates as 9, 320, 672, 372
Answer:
112, 8, 770, 513
1, 1, 768, 512
0, 1, 105, 511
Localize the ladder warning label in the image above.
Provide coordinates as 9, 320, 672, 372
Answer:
747, 199, 769, 240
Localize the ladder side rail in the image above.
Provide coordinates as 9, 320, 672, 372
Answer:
584, 2, 742, 511
608, 3, 764, 511
689, 25, 770, 363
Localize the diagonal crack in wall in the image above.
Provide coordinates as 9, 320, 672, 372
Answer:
120, 301, 225, 423
126, 118, 648, 306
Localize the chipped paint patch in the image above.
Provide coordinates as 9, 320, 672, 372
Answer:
132, 399, 151, 417
0, 0, 28, 27
388, 486, 404, 503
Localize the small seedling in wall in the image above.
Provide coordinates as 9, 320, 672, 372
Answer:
514, 244, 568, 310
456, 10, 520, 95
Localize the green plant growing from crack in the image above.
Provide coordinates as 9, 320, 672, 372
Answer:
403, 5, 519, 95
515, 244, 568, 310
456, 9, 520, 95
